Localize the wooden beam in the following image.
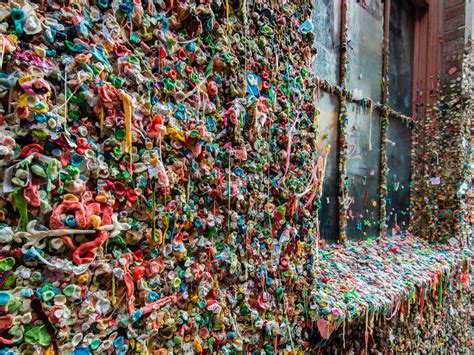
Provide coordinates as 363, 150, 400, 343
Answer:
411, 0, 429, 7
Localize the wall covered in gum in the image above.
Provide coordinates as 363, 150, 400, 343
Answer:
0, 0, 329, 353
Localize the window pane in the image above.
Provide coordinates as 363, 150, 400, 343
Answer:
389, 0, 415, 114
386, 117, 411, 231
346, 103, 381, 239
316, 92, 340, 243
347, 0, 384, 102
312, 0, 342, 85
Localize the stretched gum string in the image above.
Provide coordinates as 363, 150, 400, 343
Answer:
0, 36, 5, 71
72, 230, 109, 264
63, 69, 67, 128
140, 295, 178, 317
364, 306, 369, 355
60, 235, 77, 251
363, 190, 369, 209
147, 0, 154, 15
100, 106, 104, 134
29, 246, 60, 269
296, 145, 329, 210
165, 0, 174, 13
124, 270, 135, 317
276, 117, 298, 189
368, 105, 373, 151
123, 93, 133, 163
122, 254, 136, 317
302, 159, 322, 209
19, 230, 96, 254
419, 284, 424, 327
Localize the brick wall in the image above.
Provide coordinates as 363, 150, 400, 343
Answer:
411, 0, 472, 243
442, 0, 467, 83
436, 0, 472, 243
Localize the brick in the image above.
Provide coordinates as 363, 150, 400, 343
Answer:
445, 5, 466, 20
442, 59, 463, 75
444, 52, 464, 63
445, 0, 465, 9
444, 28, 465, 42
444, 14, 465, 32
442, 38, 465, 53
446, 58, 464, 67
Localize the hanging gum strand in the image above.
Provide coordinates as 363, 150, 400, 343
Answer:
122, 92, 133, 162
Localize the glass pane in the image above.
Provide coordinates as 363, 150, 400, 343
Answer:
347, 0, 384, 102
386, 117, 411, 231
389, 0, 415, 115
346, 102, 381, 239
312, 0, 342, 85
316, 92, 339, 243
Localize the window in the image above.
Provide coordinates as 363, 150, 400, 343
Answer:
313, 0, 341, 86
316, 92, 340, 243
347, 0, 384, 102
389, 0, 415, 115
346, 103, 381, 239
384, 0, 415, 230
313, 0, 419, 242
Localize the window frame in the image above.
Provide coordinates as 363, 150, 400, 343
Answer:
313, 0, 437, 243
